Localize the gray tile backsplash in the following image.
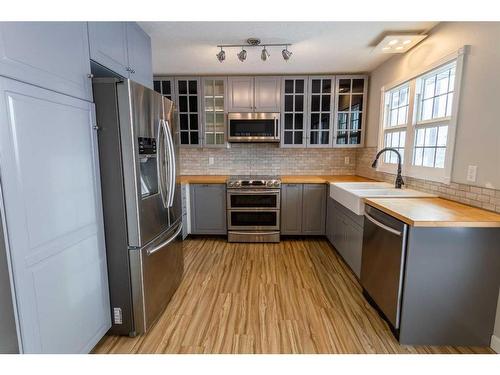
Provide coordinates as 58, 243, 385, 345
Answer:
180, 143, 357, 176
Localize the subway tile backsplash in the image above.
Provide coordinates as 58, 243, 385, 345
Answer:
356, 148, 500, 214
179, 145, 500, 214
180, 143, 357, 176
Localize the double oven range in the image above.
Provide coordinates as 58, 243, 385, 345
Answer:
226, 176, 281, 243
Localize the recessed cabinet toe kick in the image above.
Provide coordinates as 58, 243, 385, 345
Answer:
361, 204, 500, 347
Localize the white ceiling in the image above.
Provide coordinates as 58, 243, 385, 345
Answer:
139, 22, 438, 76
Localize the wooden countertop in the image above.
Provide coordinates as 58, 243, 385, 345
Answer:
179, 175, 372, 184
364, 197, 500, 228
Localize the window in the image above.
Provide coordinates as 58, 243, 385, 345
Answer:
377, 49, 465, 183
412, 63, 456, 169
381, 84, 410, 164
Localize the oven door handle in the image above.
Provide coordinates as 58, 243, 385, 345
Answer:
227, 189, 280, 194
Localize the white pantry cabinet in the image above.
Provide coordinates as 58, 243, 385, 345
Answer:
0, 22, 92, 101
0, 76, 111, 353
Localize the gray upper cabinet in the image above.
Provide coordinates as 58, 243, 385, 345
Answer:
307, 76, 335, 148
281, 184, 303, 235
254, 76, 281, 112
88, 22, 153, 89
281, 184, 326, 235
153, 76, 175, 101
0, 22, 92, 101
334, 75, 368, 147
88, 22, 129, 78
281, 76, 308, 147
190, 184, 227, 234
227, 76, 281, 112
175, 77, 201, 146
302, 184, 326, 235
125, 22, 153, 89
227, 76, 254, 112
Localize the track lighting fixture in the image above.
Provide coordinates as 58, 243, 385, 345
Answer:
237, 48, 247, 62
261, 47, 270, 61
282, 47, 292, 61
216, 38, 292, 62
216, 47, 225, 63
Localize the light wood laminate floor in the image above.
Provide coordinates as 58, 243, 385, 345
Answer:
93, 238, 492, 354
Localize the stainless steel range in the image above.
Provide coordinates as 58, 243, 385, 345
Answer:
227, 175, 281, 243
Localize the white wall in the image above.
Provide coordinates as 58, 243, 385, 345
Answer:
365, 22, 500, 189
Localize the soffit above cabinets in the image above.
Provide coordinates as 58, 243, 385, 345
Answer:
139, 21, 438, 75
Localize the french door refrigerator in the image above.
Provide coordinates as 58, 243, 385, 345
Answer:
93, 78, 183, 336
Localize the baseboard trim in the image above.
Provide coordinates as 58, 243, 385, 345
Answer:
491, 334, 500, 353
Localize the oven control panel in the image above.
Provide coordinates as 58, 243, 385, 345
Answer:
227, 177, 281, 189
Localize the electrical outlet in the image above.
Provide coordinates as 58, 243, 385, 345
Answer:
344, 156, 350, 165
208, 157, 215, 166
467, 165, 477, 182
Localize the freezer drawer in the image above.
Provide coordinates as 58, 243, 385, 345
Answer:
129, 221, 183, 335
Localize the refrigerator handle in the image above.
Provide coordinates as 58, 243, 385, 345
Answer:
156, 120, 168, 208
164, 119, 176, 208
146, 222, 182, 256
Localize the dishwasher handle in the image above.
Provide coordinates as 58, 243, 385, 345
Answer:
364, 212, 402, 237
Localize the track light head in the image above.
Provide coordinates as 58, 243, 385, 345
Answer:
216, 48, 225, 63
261, 47, 270, 61
282, 47, 292, 61
237, 49, 247, 62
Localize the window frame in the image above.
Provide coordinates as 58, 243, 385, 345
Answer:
376, 47, 467, 184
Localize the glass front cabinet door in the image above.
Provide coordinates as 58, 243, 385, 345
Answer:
307, 76, 335, 147
281, 77, 308, 147
202, 77, 226, 146
334, 76, 367, 147
175, 77, 201, 146
153, 77, 175, 101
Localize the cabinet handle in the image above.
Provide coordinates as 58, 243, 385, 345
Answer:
131, 69, 136, 74
125, 67, 131, 72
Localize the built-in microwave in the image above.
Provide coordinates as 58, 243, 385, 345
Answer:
227, 113, 280, 143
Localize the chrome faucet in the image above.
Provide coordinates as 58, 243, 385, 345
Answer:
371, 148, 405, 189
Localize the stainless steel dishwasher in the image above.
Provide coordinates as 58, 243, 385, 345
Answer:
361, 205, 408, 334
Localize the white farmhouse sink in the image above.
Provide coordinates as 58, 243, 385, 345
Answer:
330, 182, 435, 215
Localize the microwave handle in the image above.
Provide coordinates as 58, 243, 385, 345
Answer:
274, 117, 279, 139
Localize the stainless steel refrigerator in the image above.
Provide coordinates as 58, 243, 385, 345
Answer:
93, 78, 183, 336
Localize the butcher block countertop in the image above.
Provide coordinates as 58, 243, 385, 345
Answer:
365, 197, 500, 228
179, 175, 372, 184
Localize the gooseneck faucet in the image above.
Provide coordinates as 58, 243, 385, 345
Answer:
371, 147, 405, 189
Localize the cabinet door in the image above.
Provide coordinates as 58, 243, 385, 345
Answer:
326, 197, 335, 244
281, 77, 307, 147
345, 222, 363, 277
307, 76, 335, 148
190, 184, 226, 234
176, 78, 201, 146
153, 77, 175, 101
227, 76, 254, 112
334, 76, 367, 147
88, 22, 129, 78
0, 22, 92, 101
254, 76, 281, 112
202, 77, 226, 146
281, 184, 303, 235
125, 22, 153, 89
0, 77, 111, 353
302, 184, 326, 235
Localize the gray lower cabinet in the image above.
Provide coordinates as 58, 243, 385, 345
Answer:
327, 197, 363, 277
281, 184, 326, 235
181, 184, 189, 239
190, 184, 227, 235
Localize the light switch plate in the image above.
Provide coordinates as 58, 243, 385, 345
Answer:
467, 165, 477, 182
208, 157, 215, 166
344, 157, 350, 165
